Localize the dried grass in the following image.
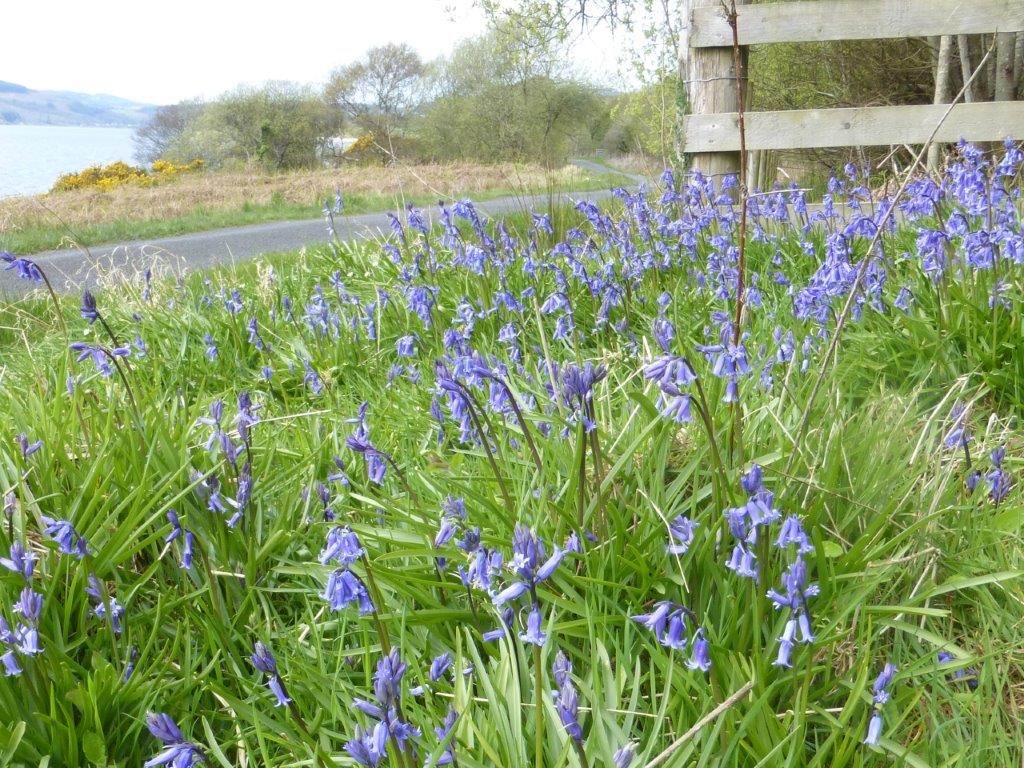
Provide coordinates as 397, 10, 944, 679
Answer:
0, 162, 587, 235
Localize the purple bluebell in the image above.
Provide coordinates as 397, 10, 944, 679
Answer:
612, 743, 637, 768
251, 641, 291, 707
0, 542, 35, 581
1, 252, 44, 283
70, 342, 130, 378
40, 516, 89, 557
80, 290, 100, 324
863, 663, 897, 746
554, 678, 583, 742
346, 723, 388, 767
429, 652, 453, 682
667, 516, 698, 555
16, 434, 42, 459
320, 526, 365, 566
145, 713, 205, 768
519, 604, 547, 646
86, 576, 125, 634
322, 568, 374, 614
685, 628, 712, 672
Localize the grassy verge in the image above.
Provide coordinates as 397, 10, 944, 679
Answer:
0, 156, 1021, 767
0, 163, 623, 255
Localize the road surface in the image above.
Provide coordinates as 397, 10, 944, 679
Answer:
0, 188, 622, 299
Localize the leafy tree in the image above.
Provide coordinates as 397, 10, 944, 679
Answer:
165, 83, 332, 170
324, 43, 426, 151
133, 101, 205, 164
416, 23, 607, 163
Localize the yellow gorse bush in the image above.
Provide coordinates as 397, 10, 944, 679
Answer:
52, 159, 204, 193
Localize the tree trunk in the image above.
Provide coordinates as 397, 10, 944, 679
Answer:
1014, 32, 1024, 99
957, 35, 975, 103
994, 32, 1017, 102
927, 35, 954, 171
682, 0, 749, 187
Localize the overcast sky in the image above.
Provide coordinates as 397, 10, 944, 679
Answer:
3, 0, 639, 105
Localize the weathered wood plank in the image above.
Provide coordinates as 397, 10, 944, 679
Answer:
683, 102, 1024, 152
691, 0, 1024, 48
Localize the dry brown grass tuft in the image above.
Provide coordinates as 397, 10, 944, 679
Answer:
0, 162, 589, 235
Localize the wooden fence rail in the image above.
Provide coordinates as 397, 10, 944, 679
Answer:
685, 101, 1024, 152
684, 0, 1024, 180
691, 0, 1024, 48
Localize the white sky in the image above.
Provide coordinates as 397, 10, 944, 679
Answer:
2, 0, 645, 105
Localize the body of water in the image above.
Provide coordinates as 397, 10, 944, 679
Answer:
0, 124, 137, 198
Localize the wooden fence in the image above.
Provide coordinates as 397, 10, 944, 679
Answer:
683, 0, 1024, 180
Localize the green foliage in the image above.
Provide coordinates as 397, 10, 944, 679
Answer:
0, 188, 1021, 767
164, 82, 334, 171
416, 23, 609, 163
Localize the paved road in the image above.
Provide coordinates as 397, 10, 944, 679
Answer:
0, 188, 621, 299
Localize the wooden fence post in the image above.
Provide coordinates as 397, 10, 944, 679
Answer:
684, 0, 748, 185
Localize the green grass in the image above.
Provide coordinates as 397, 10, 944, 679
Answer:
0, 174, 622, 256
0, 180, 1020, 768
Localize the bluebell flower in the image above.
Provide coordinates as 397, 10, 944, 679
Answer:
396, 334, 417, 357
0, 650, 21, 677
667, 515, 698, 555
552, 650, 573, 687
40, 516, 89, 558
429, 652, 453, 682
0, 542, 35, 580
80, 290, 99, 324
612, 743, 637, 768
145, 713, 205, 768
203, 334, 218, 361
322, 569, 374, 614
554, 678, 583, 742
863, 663, 897, 746
70, 342, 130, 378
251, 642, 291, 707
346, 723, 388, 767
86, 576, 125, 634
16, 434, 42, 459
986, 445, 1012, 503
632, 601, 698, 651
493, 526, 566, 607
685, 628, 712, 672
1, 252, 44, 283
519, 605, 547, 646
426, 708, 459, 767
320, 526, 365, 566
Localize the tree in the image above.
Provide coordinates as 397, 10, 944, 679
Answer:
415, 22, 607, 164
133, 101, 205, 164
325, 44, 426, 150
164, 83, 332, 170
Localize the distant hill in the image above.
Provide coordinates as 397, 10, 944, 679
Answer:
0, 81, 155, 127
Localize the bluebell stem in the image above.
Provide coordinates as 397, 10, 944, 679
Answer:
144, 713, 206, 767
